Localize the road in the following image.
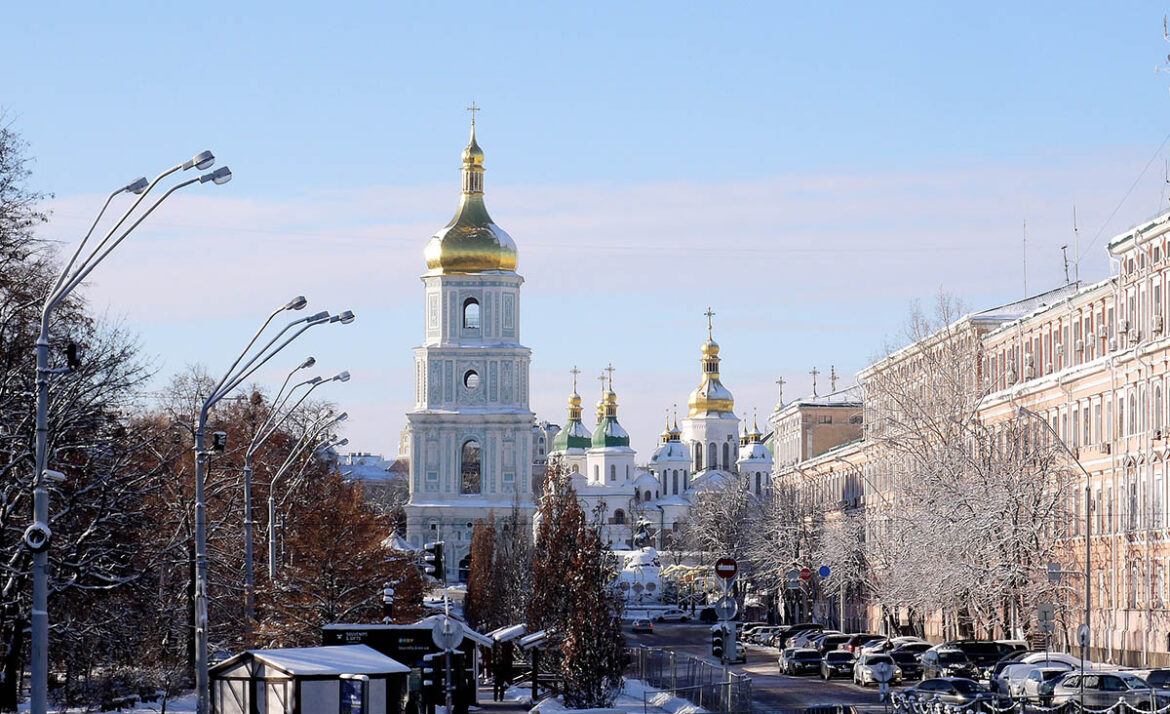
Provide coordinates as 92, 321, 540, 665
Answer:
626, 622, 897, 712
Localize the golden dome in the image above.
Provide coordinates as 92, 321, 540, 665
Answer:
423, 122, 517, 275
688, 311, 735, 417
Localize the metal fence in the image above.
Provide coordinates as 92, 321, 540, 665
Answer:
626, 645, 754, 712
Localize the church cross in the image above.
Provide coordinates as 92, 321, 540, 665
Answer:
466, 101, 480, 126
810, 367, 820, 397
704, 307, 716, 338
598, 373, 607, 394
604, 362, 616, 390
830, 365, 838, 393
775, 376, 786, 405
570, 365, 580, 393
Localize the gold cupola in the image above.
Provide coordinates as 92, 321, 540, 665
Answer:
423, 115, 518, 275
687, 308, 736, 417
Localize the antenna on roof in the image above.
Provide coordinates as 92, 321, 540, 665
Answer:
1061, 245, 1070, 285
1073, 206, 1080, 285
1022, 219, 1028, 298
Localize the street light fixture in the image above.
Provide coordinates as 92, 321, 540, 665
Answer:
30, 151, 230, 714
267, 411, 349, 579
193, 301, 352, 714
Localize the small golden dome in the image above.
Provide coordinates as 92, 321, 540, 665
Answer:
701, 339, 720, 357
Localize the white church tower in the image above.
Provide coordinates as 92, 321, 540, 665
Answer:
404, 115, 535, 581
680, 308, 740, 475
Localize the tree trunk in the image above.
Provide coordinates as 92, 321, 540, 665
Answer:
0, 621, 26, 712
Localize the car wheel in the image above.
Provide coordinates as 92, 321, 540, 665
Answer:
681, 617, 688, 622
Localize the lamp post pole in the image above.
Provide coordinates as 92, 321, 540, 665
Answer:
1018, 406, 1092, 664
30, 152, 229, 714
267, 418, 349, 579
193, 303, 353, 714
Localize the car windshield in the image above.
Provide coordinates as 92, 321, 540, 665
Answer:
1041, 670, 1067, 681
1122, 675, 1151, 690
952, 680, 988, 695
827, 652, 853, 662
892, 652, 917, 663
939, 651, 970, 665
868, 655, 894, 665
796, 651, 821, 660
898, 643, 930, 653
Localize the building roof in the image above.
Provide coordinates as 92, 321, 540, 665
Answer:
211, 645, 409, 677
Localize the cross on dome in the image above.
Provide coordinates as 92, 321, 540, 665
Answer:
466, 101, 480, 126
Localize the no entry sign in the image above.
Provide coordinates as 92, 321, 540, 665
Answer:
714, 557, 738, 580
799, 567, 812, 581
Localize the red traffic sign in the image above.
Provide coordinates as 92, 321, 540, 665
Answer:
799, 568, 812, 581
714, 557, 738, 580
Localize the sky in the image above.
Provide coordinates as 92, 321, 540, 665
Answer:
8, 1, 1170, 457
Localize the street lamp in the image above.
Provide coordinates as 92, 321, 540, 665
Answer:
1017, 405, 1092, 667
267, 411, 349, 579
193, 304, 352, 714
241, 358, 347, 619
31, 151, 230, 714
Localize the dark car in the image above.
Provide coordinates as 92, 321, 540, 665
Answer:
821, 650, 856, 680
841, 633, 885, 654
902, 677, 1010, 707
818, 634, 853, 653
787, 648, 823, 675
771, 623, 823, 648
945, 640, 1016, 676
699, 607, 718, 624
1147, 669, 1170, 689
891, 650, 923, 680
921, 648, 979, 680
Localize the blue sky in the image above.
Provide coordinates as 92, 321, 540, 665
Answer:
9, 1, 1170, 456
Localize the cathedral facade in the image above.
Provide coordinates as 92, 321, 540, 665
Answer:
402, 122, 772, 578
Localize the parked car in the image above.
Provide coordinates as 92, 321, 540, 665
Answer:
891, 641, 931, 657
992, 662, 1037, 695
1049, 672, 1170, 709
891, 636, 930, 648
945, 640, 1016, 677
770, 623, 822, 648
1019, 666, 1073, 701
786, 648, 823, 675
745, 626, 777, 644
853, 653, 903, 686
654, 609, 690, 623
821, 650, 856, 680
858, 638, 892, 656
726, 642, 747, 664
842, 633, 885, 654
921, 648, 979, 680
793, 629, 839, 648
818, 634, 853, 654
1146, 668, 1170, 689
891, 649, 923, 681
631, 618, 653, 633
901, 677, 1011, 707
778, 648, 798, 674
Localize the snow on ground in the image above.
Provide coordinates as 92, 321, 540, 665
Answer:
19, 692, 196, 713
526, 679, 705, 714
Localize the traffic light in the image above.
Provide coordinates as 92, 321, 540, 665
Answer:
381, 585, 394, 622
423, 540, 444, 582
420, 652, 443, 706
711, 626, 725, 659
211, 431, 227, 452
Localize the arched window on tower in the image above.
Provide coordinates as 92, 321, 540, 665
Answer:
613, 509, 626, 525
610, 464, 616, 482
672, 470, 679, 494
460, 439, 481, 494
694, 443, 703, 471
722, 443, 730, 470
463, 298, 481, 330
708, 442, 717, 470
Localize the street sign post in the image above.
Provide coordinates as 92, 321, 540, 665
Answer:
431, 615, 464, 652
714, 557, 738, 581
818, 565, 831, 578
785, 570, 800, 590
1038, 604, 1055, 634
1077, 624, 1090, 647
799, 568, 812, 581
715, 595, 739, 621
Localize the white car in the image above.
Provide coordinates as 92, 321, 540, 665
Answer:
655, 608, 690, 623
854, 653, 903, 686
1020, 666, 1073, 700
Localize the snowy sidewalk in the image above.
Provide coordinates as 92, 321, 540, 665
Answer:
525, 679, 705, 714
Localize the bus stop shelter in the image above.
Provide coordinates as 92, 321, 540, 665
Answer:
210, 644, 410, 714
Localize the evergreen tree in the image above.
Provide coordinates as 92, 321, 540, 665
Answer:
561, 521, 625, 708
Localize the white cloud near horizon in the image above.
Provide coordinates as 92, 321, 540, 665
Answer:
34, 148, 1170, 457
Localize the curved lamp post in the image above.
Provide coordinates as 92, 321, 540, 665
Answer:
193, 303, 352, 714
267, 411, 349, 579
31, 151, 229, 714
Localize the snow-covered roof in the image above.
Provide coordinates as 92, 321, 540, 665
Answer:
634, 471, 660, 489
690, 469, 735, 492
650, 441, 690, 463
487, 624, 526, 643
518, 629, 555, 650
737, 442, 772, 463
212, 645, 409, 677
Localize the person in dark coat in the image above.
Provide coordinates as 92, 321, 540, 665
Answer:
493, 642, 514, 701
